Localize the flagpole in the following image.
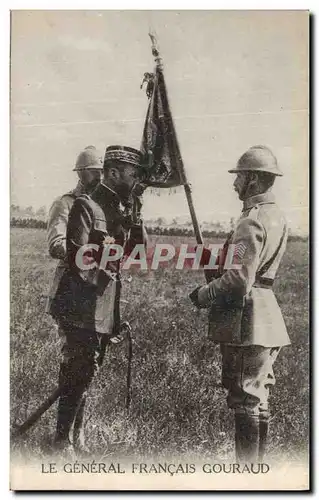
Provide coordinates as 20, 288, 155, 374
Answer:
148, 33, 211, 283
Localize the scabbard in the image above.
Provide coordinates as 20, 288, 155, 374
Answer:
12, 386, 62, 438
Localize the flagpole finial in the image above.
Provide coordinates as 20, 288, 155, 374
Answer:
148, 32, 163, 71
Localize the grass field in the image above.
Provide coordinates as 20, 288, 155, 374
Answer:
10, 228, 309, 463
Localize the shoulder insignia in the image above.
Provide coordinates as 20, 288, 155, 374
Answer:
233, 242, 247, 260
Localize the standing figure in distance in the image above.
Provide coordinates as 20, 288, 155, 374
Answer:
46, 146, 103, 318
190, 145, 290, 463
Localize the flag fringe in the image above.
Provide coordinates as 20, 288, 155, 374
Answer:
149, 186, 183, 196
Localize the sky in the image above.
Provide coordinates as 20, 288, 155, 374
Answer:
10, 10, 309, 233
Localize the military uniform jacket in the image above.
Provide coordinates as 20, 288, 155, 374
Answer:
49, 183, 146, 334
45, 182, 86, 314
208, 192, 290, 347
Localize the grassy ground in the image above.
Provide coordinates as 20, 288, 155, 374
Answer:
10, 228, 309, 462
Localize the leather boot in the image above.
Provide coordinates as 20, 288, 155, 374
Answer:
53, 362, 86, 453
258, 409, 270, 462
235, 412, 259, 463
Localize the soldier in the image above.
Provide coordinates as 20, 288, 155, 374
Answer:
190, 145, 290, 463
46, 146, 103, 317
49, 145, 147, 456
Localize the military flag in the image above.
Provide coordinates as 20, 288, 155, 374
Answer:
140, 53, 184, 188
140, 34, 211, 282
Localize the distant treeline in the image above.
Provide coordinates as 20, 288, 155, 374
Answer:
10, 217, 308, 241
11, 217, 47, 229
145, 226, 308, 241
10, 218, 229, 237
146, 225, 229, 239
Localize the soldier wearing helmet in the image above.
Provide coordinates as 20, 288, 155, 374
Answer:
46, 146, 103, 319
190, 145, 290, 463
47, 146, 103, 262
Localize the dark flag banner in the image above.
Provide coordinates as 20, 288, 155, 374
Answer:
140, 34, 212, 282
140, 65, 185, 188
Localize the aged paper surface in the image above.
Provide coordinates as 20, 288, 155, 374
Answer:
10, 10, 309, 491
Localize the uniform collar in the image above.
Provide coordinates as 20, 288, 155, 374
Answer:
91, 182, 122, 207
69, 181, 86, 197
243, 192, 276, 211
100, 182, 118, 198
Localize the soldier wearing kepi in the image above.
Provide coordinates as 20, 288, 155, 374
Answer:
190, 145, 290, 463
49, 145, 147, 456
46, 146, 103, 316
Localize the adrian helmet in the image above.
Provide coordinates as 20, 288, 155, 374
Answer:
228, 145, 283, 176
73, 146, 103, 171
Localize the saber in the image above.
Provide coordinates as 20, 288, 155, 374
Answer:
121, 321, 133, 410
12, 320, 134, 438
12, 386, 62, 439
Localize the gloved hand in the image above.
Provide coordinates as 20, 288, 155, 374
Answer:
49, 241, 67, 260
124, 222, 148, 255
132, 182, 147, 199
189, 284, 213, 309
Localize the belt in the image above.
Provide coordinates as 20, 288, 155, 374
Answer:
253, 276, 274, 289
